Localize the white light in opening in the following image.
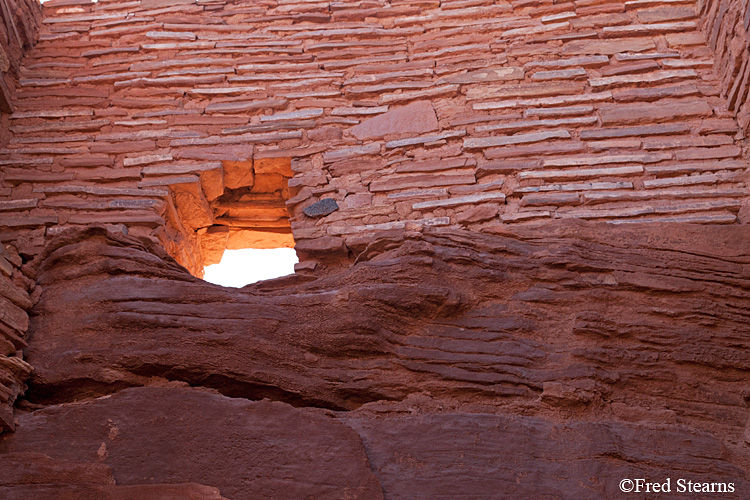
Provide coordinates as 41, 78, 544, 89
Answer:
203, 248, 298, 288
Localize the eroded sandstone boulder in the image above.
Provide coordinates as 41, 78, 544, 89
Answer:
1, 386, 382, 500
0, 221, 747, 498
344, 407, 750, 499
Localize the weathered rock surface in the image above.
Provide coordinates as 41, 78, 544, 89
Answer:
25, 224, 750, 416
0, 244, 34, 434
0, 222, 744, 498
1, 0, 749, 497
344, 410, 749, 499
302, 198, 339, 218
1, 447, 228, 499
0, 0, 40, 113
700, 0, 750, 135
1, 0, 748, 274
349, 100, 439, 140
1, 386, 382, 500
2, 483, 229, 500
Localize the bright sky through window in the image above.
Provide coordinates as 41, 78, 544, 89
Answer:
203, 248, 298, 288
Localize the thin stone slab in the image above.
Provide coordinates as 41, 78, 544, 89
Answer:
464, 130, 571, 149
303, 198, 339, 218
412, 192, 506, 210
350, 101, 438, 141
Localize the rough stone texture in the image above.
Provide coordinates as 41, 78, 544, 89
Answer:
0, 0, 41, 113
0, 0, 750, 498
1, 223, 748, 498
345, 412, 749, 500
0, 447, 228, 498
349, 100, 439, 141
1, 386, 382, 500
302, 197, 338, 218
0, 0, 748, 274
0, 243, 34, 434
2, 483, 229, 500
699, 0, 750, 136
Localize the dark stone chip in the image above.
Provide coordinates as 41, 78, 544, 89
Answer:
303, 198, 339, 218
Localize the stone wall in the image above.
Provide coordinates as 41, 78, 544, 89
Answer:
0, 242, 34, 434
0, 0, 748, 275
699, 0, 750, 135
0, 0, 41, 113
0, 2, 749, 497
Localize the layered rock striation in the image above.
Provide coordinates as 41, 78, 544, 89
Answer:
0, 0, 749, 498
0, 0, 41, 114
0, 0, 748, 274
0, 222, 746, 498
0, 242, 34, 434
700, 0, 750, 135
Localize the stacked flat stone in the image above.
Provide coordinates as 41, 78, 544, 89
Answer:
0, 0, 42, 111
0, 0, 748, 274
0, 244, 32, 434
699, 0, 750, 134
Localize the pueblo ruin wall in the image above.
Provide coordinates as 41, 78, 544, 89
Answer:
0, 0, 749, 499
0, 0, 749, 274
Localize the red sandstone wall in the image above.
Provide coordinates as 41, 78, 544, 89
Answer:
698, 0, 750, 135
0, 0, 41, 113
0, 0, 38, 421
0, 2, 748, 496
0, 0, 748, 275
0, 242, 33, 434
1, 222, 749, 499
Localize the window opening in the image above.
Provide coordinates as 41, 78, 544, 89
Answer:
203, 248, 298, 288
199, 157, 296, 287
